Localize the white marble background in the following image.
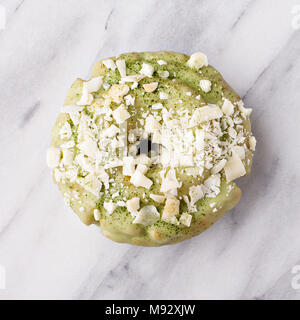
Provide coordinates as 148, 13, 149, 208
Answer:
0, 0, 299, 300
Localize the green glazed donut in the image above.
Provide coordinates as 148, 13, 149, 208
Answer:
47, 51, 256, 246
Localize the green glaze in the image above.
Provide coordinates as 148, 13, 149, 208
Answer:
50, 51, 254, 246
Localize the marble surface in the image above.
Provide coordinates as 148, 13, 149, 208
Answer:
0, 0, 300, 300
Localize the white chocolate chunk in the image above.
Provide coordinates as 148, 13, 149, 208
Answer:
165, 188, 178, 198
139, 63, 154, 77
123, 156, 136, 176
152, 131, 161, 144
145, 115, 161, 133
152, 103, 163, 110
103, 124, 120, 138
195, 129, 205, 151
69, 111, 80, 126
149, 194, 165, 203
136, 154, 151, 166
62, 149, 74, 166
131, 82, 138, 89
212, 159, 227, 174
160, 168, 181, 193
204, 174, 221, 190
77, 87, 93, 106
200, 79, 211, 93
136, 163, 148, 175
165, 216, 180, 225
183, 195, 196, 213
78, 138, 98, 159
97, 167, 109, 184
112, 104, 130, 124
133, 205, 160, 226
232, 146, 245, 160
104, 200, 116, 215
59, 122, 72, 140
178, 154, 194, 166
237, 100, 252, 116
224, 153, 246, 182
46, 147, 61, 168
60, 141, 75, 149
187, 52, 208, 69
103, 84, 129, 104
228, 127, 237, 139
189, 185, 204, 206
126, 197, 140, 215
79, 174, 102, 196
143, 82, 158, 93
180, 212, 192, 227
249, 136, 256, 151
189, 105, 223, 127
94, 209, 100, 221
116, 59, 126, 77
162, 198, 179, 222
84, 77, 103, 93
124, 94, 135, 106
102, 59, 117, 70
121, 74, 145, 82
130, 170, 153, 189
222, 99, 234, 115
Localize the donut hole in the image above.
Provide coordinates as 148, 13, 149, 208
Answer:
136, 138, 160, 157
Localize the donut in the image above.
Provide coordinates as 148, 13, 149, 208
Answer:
47, 51, 256, 246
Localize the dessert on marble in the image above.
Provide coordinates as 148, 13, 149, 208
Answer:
47, 51, 256, 246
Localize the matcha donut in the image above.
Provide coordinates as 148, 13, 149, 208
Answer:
47, 51, 256, 246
